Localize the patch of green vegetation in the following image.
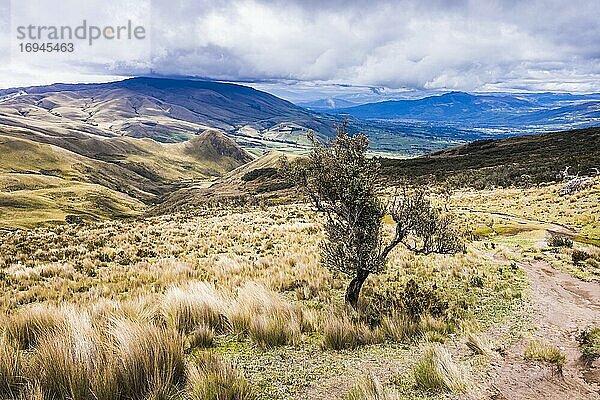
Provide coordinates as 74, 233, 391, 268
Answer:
0, 181, 144, 229
575, 235, 600, 247
524, 340, 566, 373
578, 327, 600, 362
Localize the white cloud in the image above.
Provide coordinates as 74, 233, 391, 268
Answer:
1, 0, 599, 93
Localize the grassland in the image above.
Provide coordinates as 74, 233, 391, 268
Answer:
0, 130, 252, 229
1, 128, 598, 398
0, 196, 541, 399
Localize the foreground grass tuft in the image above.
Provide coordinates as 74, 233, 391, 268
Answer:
322, 311, 372, 350
163, 282, 229, 334
345, 374, 398, 400
5, 304, 65, 350
413, 345, 469, 393
188, 352, 256, 400
524, 339, 566, 373
0, 335, 25, 398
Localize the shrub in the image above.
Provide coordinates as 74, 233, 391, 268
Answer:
547, 233, 573, 248
361, 279, 448, 327
572, 250, 591, 264
187, 352, 255, 400
401, 279, 448, 321
413, 345, 469, 393
524, 340, 566, 373
577, 327, 600, 362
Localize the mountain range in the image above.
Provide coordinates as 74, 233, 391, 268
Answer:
1, 76, 599, 228
331, 91, 600, 132
0, 77, 334, 154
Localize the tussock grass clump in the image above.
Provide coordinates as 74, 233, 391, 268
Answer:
32, 326, 97, 400
380, 311, 420, 342
108, 319, 187, 398
424, 331, 446, 343
466, 332, 494, 356
524, 340, 566, 373
229, 283, 304, 347
378, 311, 452, 344
12, 306, 187, 400
186, 323, 215, 350
413, 345, 469, 393
188, 352, 256, 400
0, 335, 25, 398
322, 311, 372, 350
578, 327, 600, 362
5, 304, 65, 350
228, 283, 280, 334
163, 282, 229, 334
345, 374, 399, 400
92, 297, 159, 326
249, 311, 300, 348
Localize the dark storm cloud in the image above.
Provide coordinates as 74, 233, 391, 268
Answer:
145, 0, 600, 92
2, 0, 599, 92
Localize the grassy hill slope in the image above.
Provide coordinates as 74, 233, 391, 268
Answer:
379, 127, 600, 188
0, 129, 253, 228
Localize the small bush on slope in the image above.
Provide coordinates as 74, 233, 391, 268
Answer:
578, 327, 600, 362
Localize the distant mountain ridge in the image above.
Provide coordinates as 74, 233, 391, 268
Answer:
336, 91, 600, 130
0, 77, 334, 147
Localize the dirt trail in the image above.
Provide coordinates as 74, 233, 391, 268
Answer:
489, 258, 600, 399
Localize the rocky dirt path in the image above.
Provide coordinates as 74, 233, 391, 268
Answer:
489, 258, 600, 400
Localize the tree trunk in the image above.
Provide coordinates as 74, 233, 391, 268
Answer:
345, 268, 370, 310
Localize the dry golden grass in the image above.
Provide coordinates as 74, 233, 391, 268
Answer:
451, 180, 600, 240
0, 202, 538, 399
413, 344, 470, 393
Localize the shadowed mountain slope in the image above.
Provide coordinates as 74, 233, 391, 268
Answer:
379, 127, 600, 187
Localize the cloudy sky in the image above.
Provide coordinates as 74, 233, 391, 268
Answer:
1, 0, 599, 100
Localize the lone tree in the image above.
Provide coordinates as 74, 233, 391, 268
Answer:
284, 122, 464, 309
